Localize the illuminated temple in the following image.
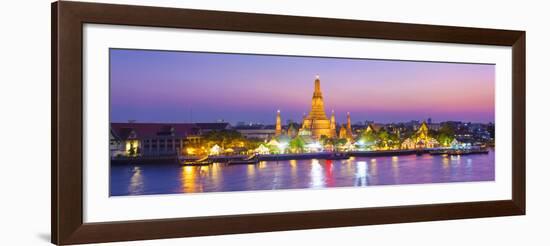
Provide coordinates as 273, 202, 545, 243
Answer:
298, 76, 337, 139
275, 76, 355, 140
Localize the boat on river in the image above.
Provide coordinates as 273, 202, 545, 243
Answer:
227, 154, 259, 165
179, 156, 212, 166
429, 148, 489, 156
325, 152, 350, 160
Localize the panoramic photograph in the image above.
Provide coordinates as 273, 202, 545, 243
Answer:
109, 49, 495, 196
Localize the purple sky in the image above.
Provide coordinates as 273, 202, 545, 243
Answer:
110, 49, 495, 125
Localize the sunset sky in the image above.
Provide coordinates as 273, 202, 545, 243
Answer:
110, 49, 495, 124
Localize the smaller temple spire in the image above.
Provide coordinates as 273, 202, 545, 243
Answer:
346, 112, 353, 139
346, 112, 351, 131
330, 110, 336, 130
275, 109, 282, 136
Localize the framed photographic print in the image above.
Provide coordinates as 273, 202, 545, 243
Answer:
52, 1, 525, 245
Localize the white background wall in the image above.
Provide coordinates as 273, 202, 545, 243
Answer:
0, 0, 547, 245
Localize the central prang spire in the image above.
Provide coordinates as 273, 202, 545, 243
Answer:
298, 75, 335, 139
308, 75, 328, 120
313, 75, 322, 98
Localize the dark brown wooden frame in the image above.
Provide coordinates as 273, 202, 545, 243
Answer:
52, 1, 525, 245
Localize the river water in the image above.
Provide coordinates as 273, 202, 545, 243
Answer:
110, 149, 495, 196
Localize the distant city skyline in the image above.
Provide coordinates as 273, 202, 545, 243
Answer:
110, 49, 495, 124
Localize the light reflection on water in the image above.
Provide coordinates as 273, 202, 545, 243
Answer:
110, 149, 495, 196
355, 161, 367, 187
391, 156, 400, 183
310, 159, 324, 188
128, 166, 143, 194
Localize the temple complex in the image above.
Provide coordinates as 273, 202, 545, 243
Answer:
401, 121, 439, 149
298, 76, 336, 139
338, 127, 347, 139
364, 123, 376, 134
287, 123, 298, 138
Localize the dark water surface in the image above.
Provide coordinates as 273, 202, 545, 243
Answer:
110, 150, 495, 196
